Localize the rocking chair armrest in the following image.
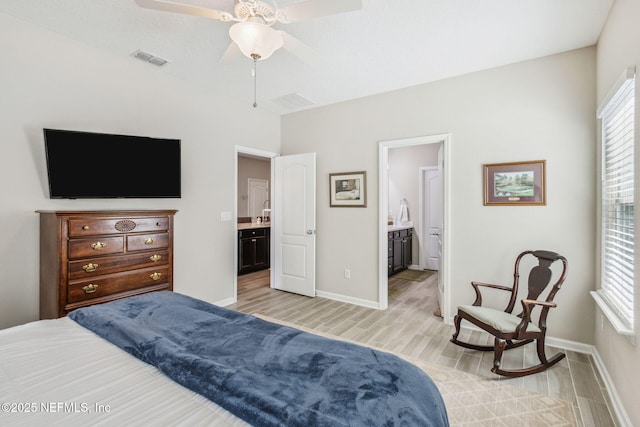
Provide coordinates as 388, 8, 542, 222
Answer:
515, 299, 557, 336
521, 299, 557, 309
471, 282, 513, 291
470, 281, 513, 306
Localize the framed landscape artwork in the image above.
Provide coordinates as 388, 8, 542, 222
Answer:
329, 171, 367, 207
483, 160, 546, 206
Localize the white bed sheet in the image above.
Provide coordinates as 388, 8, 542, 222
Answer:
0, 317, 249, 426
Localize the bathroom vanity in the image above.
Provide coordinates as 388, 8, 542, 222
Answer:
387, 225, 413, 276
238, 222, 270, 275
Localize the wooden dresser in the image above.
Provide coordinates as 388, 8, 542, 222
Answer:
38, 210, 177, 319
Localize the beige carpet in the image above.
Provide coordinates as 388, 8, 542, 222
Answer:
253, 314, 578, 426
393, 269, 435, 281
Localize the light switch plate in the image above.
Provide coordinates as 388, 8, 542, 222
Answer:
220, 211, 233, 221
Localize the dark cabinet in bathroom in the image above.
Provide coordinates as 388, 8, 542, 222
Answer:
388, 228, 413, 276
238, 227, 270, 275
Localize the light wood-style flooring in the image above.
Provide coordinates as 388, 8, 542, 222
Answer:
229, 269, 616, 426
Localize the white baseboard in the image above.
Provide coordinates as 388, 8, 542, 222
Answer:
590, 348, 633, 427
315, 290, 381, 310
216, 296, 236, 307
545, 336, 595, 354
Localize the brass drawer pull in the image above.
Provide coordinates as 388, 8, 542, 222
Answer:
150, 272, 162, 281
82, 225, 90, 230
149, 254, 162, 263
82, 263, 99, 272
91, 242, 106, 250
144, 238, 154, 245
82, 284, 98, 294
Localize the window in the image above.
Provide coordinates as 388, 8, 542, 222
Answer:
593, 67, 636, 335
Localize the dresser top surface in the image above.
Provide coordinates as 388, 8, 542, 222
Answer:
37, 210, 178, 217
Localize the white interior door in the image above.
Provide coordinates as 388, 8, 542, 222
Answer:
272, 153, 316, 297
248, 179, 269, 219
423, 167, 442, 270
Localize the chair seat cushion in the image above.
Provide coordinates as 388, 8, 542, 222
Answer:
458, 305, 541, 334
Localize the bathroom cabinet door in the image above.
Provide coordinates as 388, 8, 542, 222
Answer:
392, 236, 403, 273
238, 228, 270, 274
401, 232, 412, 269
388, 228, 413, 276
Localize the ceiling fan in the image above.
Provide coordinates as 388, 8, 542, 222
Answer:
134, 0, 363, 63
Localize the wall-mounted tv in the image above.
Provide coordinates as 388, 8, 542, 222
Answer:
44, 128, 181, 199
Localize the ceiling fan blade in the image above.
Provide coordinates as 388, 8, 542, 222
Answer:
276, 0, 362, 23
280, 31, 323, 66
219, 41, 242, 64
134, 0, 234, 21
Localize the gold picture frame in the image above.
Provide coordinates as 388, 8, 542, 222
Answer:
483, 160, 546, 206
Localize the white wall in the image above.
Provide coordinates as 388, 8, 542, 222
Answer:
282, 47, 597, 344
0, 13, 280, 329
595, 0, 640, 425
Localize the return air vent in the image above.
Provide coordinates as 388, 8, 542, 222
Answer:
132, 50, 169, 67
271, 93, 316, 110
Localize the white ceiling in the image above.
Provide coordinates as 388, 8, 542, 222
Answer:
1, 0, 613, 115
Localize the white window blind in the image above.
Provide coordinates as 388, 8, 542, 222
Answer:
599, 69, 635, 332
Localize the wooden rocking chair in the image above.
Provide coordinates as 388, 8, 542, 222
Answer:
450, 250, 568, 378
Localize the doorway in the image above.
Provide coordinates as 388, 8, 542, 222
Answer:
234, 147, 318, 303
378, 134, 450, 321
235, 146, 277, 301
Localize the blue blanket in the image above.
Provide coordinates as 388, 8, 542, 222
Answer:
69, 292, 449, 426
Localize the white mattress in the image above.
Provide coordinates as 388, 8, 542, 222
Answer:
0, 317, 249, 426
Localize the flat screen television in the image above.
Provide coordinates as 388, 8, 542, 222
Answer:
44, 128, 181, 199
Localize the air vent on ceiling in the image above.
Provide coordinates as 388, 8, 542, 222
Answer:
132, 50, 169, 67
271, 93, 316, 110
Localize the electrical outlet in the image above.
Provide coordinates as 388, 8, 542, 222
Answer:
220, 211, 232, 221
344, 268, 351, 279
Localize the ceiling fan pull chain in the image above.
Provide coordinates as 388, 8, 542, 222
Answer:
251, 53, 259, 108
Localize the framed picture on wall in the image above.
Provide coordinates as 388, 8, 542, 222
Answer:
483, 160, 546, 206
329, 171, 367, 207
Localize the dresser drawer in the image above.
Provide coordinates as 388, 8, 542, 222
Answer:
68, 216, 170, 237
127, 233, 169, 252
68, 250, 169, 280
68, 236, 124, 259
67, 267, 170, 304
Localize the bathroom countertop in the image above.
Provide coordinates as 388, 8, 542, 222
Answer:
388, 223, 413, 232
238, 222, 271, 230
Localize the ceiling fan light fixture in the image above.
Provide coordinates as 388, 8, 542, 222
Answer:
229, 21, 283, 60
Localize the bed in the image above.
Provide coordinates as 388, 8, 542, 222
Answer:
334, 189, 360, 200
0, 292, 449, 426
